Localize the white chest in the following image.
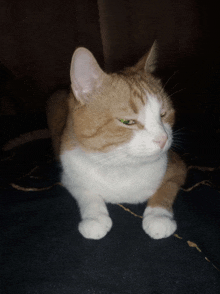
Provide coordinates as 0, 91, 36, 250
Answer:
60, 148, 168, 204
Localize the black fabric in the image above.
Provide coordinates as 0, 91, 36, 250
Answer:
1, 115, 220, 294
1, 187, 220, 294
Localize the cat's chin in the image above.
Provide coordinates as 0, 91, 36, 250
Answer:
135, 144, 170, 158
126, 137, 172, 163
132, 151, 166, 164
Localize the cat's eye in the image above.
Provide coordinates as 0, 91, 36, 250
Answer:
160, 111, 166, 118
119, 119, 136, 125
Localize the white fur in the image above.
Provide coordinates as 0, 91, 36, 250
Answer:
60, 94, 173, 239
127, 95, 172, 157
142, 207, 177, 239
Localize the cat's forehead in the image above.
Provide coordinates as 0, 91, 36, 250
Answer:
108, 74, 163, 113
137, 93, 162, 124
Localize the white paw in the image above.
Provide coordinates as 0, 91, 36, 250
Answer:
78, 215, 112, 240
142, 207, 177, 239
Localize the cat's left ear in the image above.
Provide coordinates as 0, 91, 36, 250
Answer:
133, 41, 158, 73
70, 47, 107, 104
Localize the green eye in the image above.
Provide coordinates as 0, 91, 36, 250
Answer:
160, 111, 166, 118
119, 119, 135, 125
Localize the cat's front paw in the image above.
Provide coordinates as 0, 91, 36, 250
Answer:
142, 207, 177, 239
78, 215, 112, 240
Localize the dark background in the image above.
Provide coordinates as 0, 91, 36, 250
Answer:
1, 2, 220, 293
0, 0, 220, 118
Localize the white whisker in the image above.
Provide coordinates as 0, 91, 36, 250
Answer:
163, 70, 179, 89
169, 88, 186, 97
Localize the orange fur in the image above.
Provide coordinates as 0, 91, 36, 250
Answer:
47, 47, 185, 207
147, 150, 187, 212
47, 44, 186, 239
48, 72, 175, 154
47, 89, 69, 157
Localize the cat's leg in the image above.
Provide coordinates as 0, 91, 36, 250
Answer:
143, 151, 187, 239
77, 193, 112, 240
62, 174, 112, 239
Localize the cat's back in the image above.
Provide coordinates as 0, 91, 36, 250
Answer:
47, 89, 69, 156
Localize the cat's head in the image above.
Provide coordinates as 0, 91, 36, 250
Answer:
69, 43, 174, 161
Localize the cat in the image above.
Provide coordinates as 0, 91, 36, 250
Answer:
47, 42, 187, 240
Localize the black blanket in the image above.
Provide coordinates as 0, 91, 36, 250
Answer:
1, 115, 220, 294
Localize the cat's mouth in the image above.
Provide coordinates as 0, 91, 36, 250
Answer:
128, 136, 172, 157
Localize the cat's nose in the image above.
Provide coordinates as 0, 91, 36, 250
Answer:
153, 134, 168, 149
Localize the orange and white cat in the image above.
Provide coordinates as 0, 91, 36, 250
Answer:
47, 43, 187, 240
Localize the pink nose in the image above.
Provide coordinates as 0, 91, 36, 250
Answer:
153, 134, 168, 149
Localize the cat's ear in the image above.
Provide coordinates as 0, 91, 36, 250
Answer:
145, 41, 158, 73
133, 41, 158, 73
70, 47, 107, 103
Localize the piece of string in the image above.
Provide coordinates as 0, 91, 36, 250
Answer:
1, 155, 219, 272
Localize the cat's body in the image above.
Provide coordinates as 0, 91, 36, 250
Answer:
47, 43, 187, 239
61, 144, 167, 204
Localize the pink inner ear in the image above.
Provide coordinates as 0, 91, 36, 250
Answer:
70, 48, 106, 103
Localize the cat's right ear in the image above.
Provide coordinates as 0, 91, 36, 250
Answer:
133, 41, 158, 73
70, 48, 107, 104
